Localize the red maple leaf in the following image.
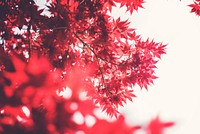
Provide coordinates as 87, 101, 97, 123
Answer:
189, 1, 200, 16
3, 55, 28, 97
146, 116, 174, 134
85, 115, 140, 134
114, 0, 144, 14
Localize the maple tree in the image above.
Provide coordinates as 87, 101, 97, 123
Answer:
5, 0, 200, 133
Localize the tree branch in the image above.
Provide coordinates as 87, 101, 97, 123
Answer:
73, 32, 120, 66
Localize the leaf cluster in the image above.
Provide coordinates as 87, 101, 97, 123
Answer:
0, 0, 169, 126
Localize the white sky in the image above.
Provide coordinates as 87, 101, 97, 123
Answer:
112, 0, 200, 134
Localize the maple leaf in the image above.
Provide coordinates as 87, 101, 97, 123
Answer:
111, 17, 135, 41
3, 55, 28, 97
103, 0, 116, 12
114, 0, 144, 14
146, 116, 174, 134
189, 1, 200, 16
86, 115, 140, 134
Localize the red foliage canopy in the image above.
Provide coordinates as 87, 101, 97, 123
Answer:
0, 0, 177, 133
0, 0, 166, 118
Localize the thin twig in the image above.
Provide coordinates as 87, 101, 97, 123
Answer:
73, 32, 120, 66
27, 24, 31, 58
73, 32, 115, 94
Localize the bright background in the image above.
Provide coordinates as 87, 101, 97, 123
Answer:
111, 0, 200, 134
